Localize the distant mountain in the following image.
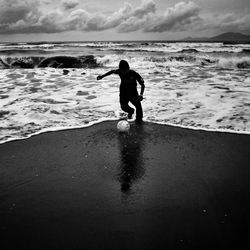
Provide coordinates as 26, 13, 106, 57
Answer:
181, 32, 250, 43
209, 32, 250, 42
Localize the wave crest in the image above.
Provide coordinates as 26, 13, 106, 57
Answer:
0, 55, 100, 69
217, 57, 250, 69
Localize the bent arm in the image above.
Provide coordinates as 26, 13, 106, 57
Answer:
97, 70, 117, 80
136, 73, 145, 96
139, 81, 145, 96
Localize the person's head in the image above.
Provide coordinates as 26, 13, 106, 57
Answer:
119, 60, 130, 72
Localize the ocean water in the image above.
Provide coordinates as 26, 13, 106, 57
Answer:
0, 41, 250, 143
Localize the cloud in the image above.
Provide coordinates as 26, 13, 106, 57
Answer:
0, 0, 249, 35
143, 1, 200, 32
61, 0, 156, 32
0, 0, 39, 24
0, 0, 157, 34
118, 16, 150, 33
116, 1, 200, 33
62, 0, 79, 10
0, 0, 43, 34
103, 0, 156, 31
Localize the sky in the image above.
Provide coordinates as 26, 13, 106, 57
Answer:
0, 0, 250, 42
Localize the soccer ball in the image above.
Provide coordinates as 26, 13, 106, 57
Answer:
117, 120, 130, 132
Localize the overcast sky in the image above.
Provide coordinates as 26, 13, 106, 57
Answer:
0, 0, 249, 42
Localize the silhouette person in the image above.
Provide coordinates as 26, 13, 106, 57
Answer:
97, 60, 145, 122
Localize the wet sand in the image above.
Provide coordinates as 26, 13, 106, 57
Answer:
0, 121, 250, 250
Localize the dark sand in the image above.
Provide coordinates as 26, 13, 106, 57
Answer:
0, 121, 250, 250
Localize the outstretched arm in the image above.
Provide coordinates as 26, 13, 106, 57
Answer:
97, 70, 117, 80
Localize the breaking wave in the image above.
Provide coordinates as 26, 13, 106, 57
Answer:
1, 53, 250, 70
95, 54, 250, 69
1, 41, 250, 55
0, 55, 100, 69
217, 57, 250, 69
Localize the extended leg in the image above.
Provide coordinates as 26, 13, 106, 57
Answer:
120, 95, 134, 115
130, 97, 143, 121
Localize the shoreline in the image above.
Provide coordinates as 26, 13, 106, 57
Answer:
1, 119, 250, 145
1, 120, 250, 249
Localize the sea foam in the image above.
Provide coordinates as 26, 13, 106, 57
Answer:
0, 41, 250, 144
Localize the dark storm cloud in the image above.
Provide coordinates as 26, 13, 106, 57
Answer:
0, 0, 40, 24
62, 0, 79, 10
0, 0, 249, 35
77, 0, 156, 31
0, 0, 42, 34
143, 1, 200, 32
0, 0, 157, 33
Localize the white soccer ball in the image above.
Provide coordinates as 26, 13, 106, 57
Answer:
117, 120, 130, 132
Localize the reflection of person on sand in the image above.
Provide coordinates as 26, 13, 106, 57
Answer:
118, 125, 145, 193
97, 60, 145, 122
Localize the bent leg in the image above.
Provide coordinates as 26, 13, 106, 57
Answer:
120, 95, 134, 114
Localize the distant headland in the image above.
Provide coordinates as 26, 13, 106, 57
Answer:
182, 32, 250, 43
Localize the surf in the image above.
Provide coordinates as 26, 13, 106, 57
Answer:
0, 55, 100, 69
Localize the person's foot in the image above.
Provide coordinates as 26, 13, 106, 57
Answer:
135, 118, 143, 123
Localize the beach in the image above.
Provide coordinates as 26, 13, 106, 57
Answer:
1, 121, 250, 250
1, 0, 250, 249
